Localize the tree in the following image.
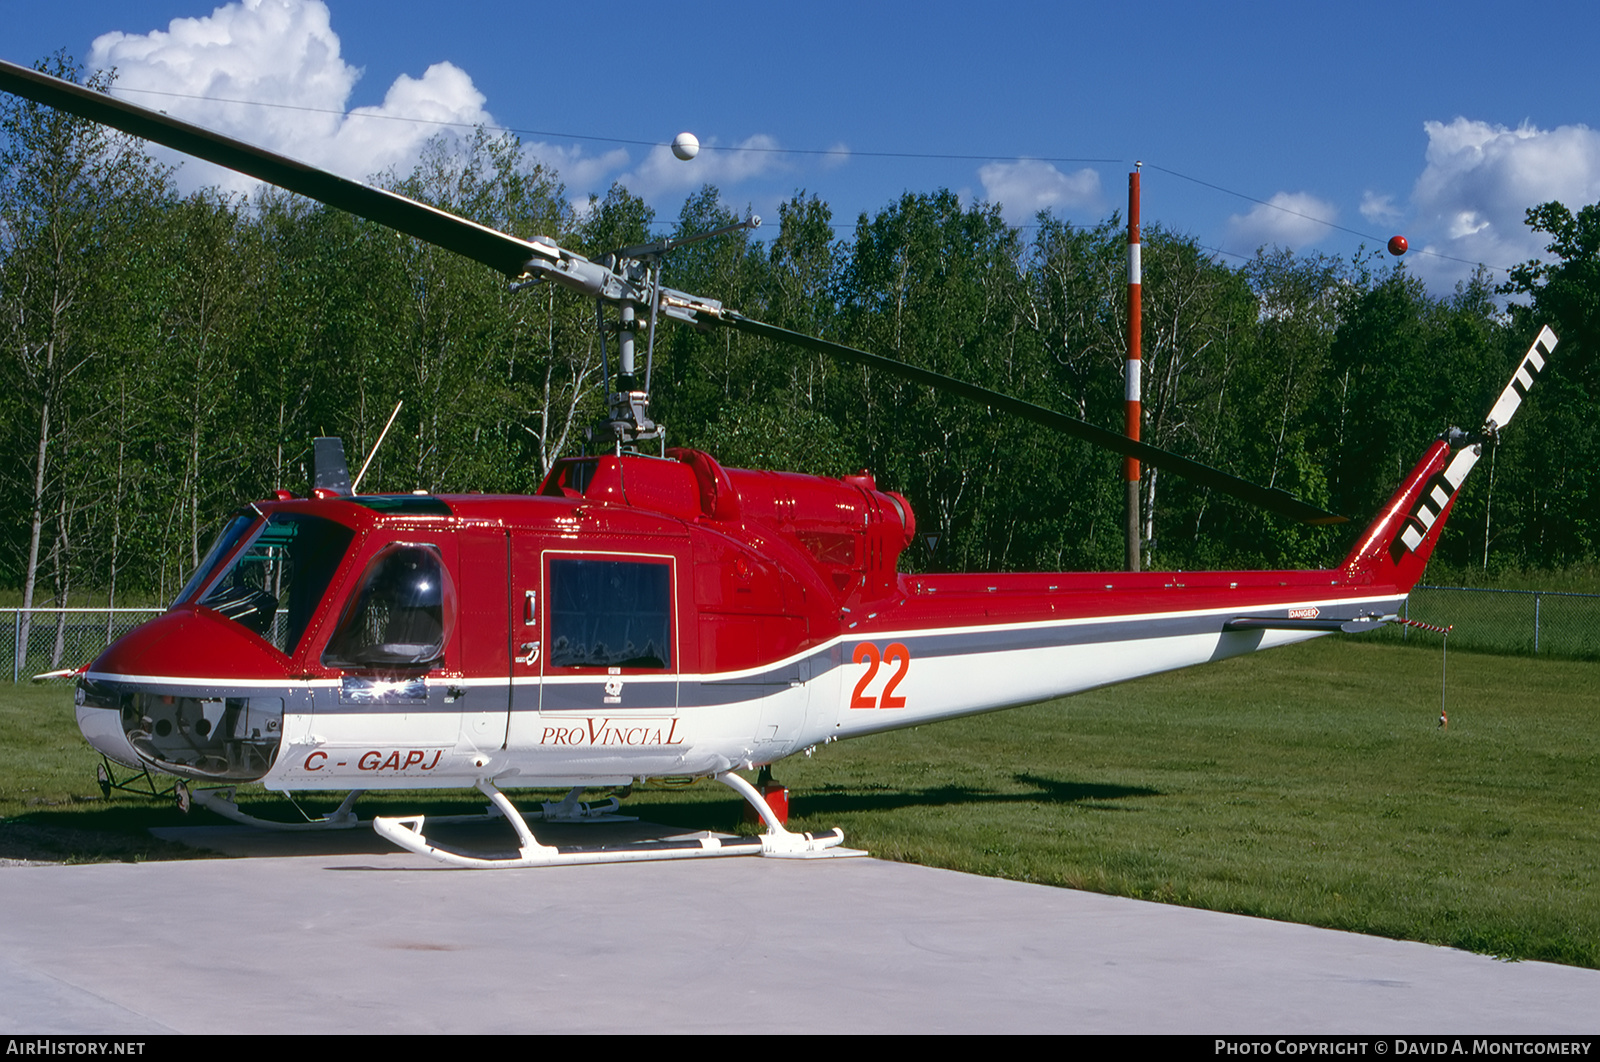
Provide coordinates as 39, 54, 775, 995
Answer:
1502, 201, 1600, 372
372, 130, 594, 491
1494, 201, 1600, 564
696, 192, 857, 474
1131, 227, 1256, 568
154, 191, 251, 577
1205, 248, 1347, 567
649, 185, 770, 456
1021, 214, 1129, 569
836, 190, 1063, 571
0, 54, 169, 662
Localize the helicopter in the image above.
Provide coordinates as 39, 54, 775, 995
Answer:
0, 57, 1558, 868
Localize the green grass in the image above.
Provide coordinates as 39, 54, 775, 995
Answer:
4, 638, 1598, 967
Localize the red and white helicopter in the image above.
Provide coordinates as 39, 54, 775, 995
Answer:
0, 59, 1557, 868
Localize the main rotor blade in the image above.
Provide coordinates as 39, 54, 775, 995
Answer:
0, 58, 1348, 529
721, 312, 1348, 526
0, 59, 540, 277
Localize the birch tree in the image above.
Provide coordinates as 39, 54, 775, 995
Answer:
0, 55, 168, 664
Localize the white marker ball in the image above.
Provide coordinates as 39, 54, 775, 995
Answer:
672, 132, 700, 161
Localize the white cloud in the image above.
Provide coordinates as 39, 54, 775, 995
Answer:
522, 142, 632, 197
1359, 191, 1402, 225
1224, 191, 1338, 252
1407, 117, 1600, 288
82, 0, 796, 217
978, 159, 1102, 224
88, 0, 495, 195
614, 133, 786, 201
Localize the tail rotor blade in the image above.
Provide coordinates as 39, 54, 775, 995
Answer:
1484, 325, 1557, 435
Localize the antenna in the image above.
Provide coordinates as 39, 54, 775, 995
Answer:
352, 399, 404, 494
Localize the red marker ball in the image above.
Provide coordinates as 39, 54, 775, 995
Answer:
1387, 235, 1408, 256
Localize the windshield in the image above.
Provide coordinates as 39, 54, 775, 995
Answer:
173, 512, 258, 608
195, 513, 355, 656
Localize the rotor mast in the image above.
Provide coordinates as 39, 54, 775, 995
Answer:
561, 217, 760, 449
605, 299, 658, 446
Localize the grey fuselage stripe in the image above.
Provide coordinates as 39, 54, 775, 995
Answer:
84, 596, 1402, 715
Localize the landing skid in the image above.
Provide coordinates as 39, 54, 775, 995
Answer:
189, 784, 637, 832
371, 772, 865, 869
193, 786, 368, 830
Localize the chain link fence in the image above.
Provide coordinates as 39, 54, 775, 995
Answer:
4, 584, 1597, 683
1388, 585, 1600, 661
3, 608, 163, 683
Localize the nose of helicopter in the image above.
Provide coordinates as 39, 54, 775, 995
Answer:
75, 606, 296, 776
74, 686, 142, 767
87, 605, 297, 681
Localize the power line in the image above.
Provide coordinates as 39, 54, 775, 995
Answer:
110, 85, 1519, 271
108, 85, 1118, 165
1146, 162, 1510, 271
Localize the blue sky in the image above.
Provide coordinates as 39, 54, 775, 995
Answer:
6, 0, 1599, 293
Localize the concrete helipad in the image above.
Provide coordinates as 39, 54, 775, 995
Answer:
1, 826, 1595, 1034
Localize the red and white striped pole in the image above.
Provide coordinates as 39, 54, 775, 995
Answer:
1126, 163, 1142, 572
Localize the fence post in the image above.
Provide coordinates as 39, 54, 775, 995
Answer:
11, 610, 18, 684
1535, 594, 1541, 653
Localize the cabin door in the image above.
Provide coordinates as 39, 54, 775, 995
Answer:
535, 550, 680, 714
455, 526, 512, 753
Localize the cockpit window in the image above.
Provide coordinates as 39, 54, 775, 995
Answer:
195, 514, 354, 656
322, 543, 456, 670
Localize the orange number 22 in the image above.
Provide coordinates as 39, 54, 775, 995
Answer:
850, 641, 910, 709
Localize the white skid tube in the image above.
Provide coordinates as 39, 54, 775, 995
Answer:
370, 774, 860, 869
715, 771, 857, 858
193, 783, 635, 836
194, 786, 368, 830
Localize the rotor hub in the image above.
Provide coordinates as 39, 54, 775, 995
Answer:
594, 388, 661, 445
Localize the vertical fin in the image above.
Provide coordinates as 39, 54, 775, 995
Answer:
1342, 327, 1556, 591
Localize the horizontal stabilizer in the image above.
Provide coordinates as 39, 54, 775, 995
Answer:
1224, 615, 1394, 634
